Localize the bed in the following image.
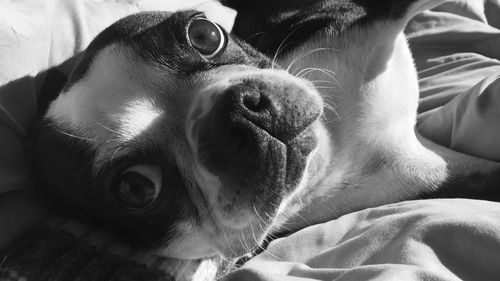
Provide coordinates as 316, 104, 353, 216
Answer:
1, 0, 499, 280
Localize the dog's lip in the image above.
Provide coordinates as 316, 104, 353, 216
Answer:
190, 187, 256, 257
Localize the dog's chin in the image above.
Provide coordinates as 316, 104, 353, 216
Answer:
213, 219, 271, 258
197, 125, 318, 258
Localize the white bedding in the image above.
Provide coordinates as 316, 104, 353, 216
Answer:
410, 0, 500, 161
223, 199, 500, 281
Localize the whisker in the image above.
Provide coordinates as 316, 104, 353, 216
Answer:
322, 98, 340, 118
244, 31, 265, 42
249, 224, 259, 248
298, 67, 346, 97
253, 205, 268, 226
287, 47, 338, 74
297, 192, 304, 207
96, 121, 121, 135
253, 242, 283, 262
263, 211, 275, 221
272, 222, 294, 233
224, 232, 238, 258
239, 231, 251, 254
322, 101, 341, 120
104, 138, 121, 144
110, 146, 124, 163
296, 211, 313, 225
217, 255, 237, 268
248, 219, 283, 262
314, 86, 337, 89
298, 67, 336, 79
272, 25, 305, 69
310, 80, 339, 84
295, 67, 317, 78
53, 127, 96, 142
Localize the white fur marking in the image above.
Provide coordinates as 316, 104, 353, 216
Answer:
46, 44, 164, 146
115, 98, 162, 141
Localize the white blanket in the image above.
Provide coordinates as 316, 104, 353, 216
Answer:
223, 199, 500, 281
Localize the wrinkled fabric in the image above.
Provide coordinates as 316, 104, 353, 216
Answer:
224, 199, 500, 281
409, 0, 500, 161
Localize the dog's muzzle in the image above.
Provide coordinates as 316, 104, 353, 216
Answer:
195, 77, 321, 226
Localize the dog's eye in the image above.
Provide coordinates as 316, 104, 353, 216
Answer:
115, 165, 162, 210
187, 18, 225, 59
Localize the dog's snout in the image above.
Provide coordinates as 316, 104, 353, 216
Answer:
225, 81, 321, 142
193, 77, 321, 217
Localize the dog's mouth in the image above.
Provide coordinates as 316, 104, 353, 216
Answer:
188, 73, 322, 257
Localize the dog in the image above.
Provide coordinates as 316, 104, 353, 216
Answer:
29, 0, 500, 278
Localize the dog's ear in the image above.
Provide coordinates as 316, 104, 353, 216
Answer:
223, 0, 444, 19
358, 0, 446, 40
371, 0, 445, 25
397, 0, 445, 21
220, 0, 278, 43
220, 0, 240, 9
224, 0, 445, 52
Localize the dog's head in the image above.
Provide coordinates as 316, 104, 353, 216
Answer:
32, 10, 325, 259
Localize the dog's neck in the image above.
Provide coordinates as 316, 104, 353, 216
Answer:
272, 22, 448, 232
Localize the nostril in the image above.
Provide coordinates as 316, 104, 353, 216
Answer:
241, 91, 272, 114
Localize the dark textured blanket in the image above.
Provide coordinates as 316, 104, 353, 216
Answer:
0, 218, 209, 281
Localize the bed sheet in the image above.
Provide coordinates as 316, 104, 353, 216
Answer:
410, 0, 500, 161
223, 199, 500, 281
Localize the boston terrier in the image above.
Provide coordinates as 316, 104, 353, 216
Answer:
28, 0, 500, 279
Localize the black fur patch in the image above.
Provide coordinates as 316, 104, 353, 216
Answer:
27, 119, 190, 248
225, 0, 421, 57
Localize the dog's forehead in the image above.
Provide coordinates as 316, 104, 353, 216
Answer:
65, 11, 180, 89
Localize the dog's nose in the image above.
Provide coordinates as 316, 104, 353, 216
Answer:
194, 78, 321, 207
196, 79, 321, 173
222, 81, 321, 142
